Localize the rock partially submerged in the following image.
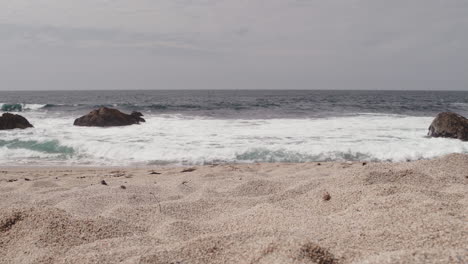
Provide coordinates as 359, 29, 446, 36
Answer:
0, 113, 34, 130
428, 112, 468, 141
74, 107, 145, 127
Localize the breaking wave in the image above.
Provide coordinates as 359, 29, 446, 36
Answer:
0, 103, 48, 112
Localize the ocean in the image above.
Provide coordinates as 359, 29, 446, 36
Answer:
1, 90, 467, 166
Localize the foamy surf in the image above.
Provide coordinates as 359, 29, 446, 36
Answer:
0, 113, 467, 166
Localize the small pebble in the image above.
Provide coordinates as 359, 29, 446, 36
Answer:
120, 185, 126, 189
101, 180, 108, 186
322, 192, 331, 201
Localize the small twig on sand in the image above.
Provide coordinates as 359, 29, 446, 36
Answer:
150, 192, 163, 214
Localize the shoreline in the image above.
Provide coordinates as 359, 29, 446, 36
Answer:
0, 153, 461, 169
1, 154, 467, 263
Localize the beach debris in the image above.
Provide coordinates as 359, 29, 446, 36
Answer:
100, 180, 108, 186
149, 171, 162, 175
362, 162, 367, 166
317, 163, 321, 166
120, 185, 126, 189
110, 170, 126, 177
24, 178, 31, 181
7, 179, 17, 183
181, 168, 196, 173
150, 192, 163, 213
322, 192, 331, 201
181, 181, 189, 185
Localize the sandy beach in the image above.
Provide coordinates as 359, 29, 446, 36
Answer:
0, 154, 467, 264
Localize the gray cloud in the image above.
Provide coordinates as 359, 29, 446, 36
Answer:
0, 0, 467, 90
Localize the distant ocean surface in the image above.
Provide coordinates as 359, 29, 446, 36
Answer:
1, 90, 468, 166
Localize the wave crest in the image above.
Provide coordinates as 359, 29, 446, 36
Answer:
0, 103, 48, 112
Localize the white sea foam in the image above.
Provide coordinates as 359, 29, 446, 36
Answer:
23, 104, 48, 111
0, 113, 467, 166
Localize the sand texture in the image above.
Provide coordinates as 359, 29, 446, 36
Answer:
0, 154, 467, 264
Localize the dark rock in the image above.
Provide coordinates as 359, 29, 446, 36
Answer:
131, 111, 144, 118
0, 113, 33, 130
322, 192, 331, 201
74, 107, 145, 127
428, 112, 468, 141
100, 180, 108, 186
181, 168, 196, 173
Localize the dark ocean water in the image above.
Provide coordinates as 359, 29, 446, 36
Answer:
0, 90, 467, 166
1, 90, 468, 118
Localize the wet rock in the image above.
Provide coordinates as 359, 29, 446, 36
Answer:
0, 113, 33, 130
73, 107, 145, 127
428, 112, 468, 141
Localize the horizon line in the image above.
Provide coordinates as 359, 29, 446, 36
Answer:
0, 89, 467, 92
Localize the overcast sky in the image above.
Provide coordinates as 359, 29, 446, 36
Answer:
0, 0, 467, 90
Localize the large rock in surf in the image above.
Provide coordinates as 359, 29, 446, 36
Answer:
428, 112, 468, 141
74, 107, 145, 127
0, 113, 34, 130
